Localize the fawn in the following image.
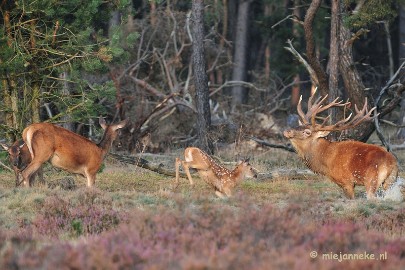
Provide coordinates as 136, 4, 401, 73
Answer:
175, 147, 257, 198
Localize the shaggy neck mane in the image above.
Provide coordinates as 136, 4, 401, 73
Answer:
294, 138, 331, 176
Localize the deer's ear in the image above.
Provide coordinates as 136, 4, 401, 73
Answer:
0, 143, 9, 151
115, 119, 128, 130
314, 130, 330, 138
99, 117, 107, 130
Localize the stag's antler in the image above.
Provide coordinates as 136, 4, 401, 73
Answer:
297, 90, 376, 132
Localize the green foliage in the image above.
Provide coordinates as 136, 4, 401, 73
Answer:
344, 0, 398, 30
126, 32, 140, 49
0, 0, 132, 130
71, 219, 83, 236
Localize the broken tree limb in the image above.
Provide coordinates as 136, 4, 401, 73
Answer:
109, 153, 318, 181
374, 61, 405, 151
109, 152, 189, 178
284, 39, 318, 87
0, 161, 13, 172
249, 136, 295, 153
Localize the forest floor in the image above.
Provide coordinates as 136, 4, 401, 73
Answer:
0, 143, 404, 269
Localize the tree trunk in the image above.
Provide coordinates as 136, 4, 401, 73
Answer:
328, 0, 340, 134
291, 0, 302, 111
339, 27, 366, 108
60, 71, 74, 131
396, 5, 405, 141
2, 80, 14, 141
400, 5, 405, 62
231, 0, 252, 110
191, 0, 213, 154
338, 15, 375, 141
31, 82, 41, 124
303, 0, 329, 97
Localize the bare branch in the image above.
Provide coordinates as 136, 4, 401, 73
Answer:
374, 61, 405, 150
284, 39, 318, 86
248, 136, 295, 153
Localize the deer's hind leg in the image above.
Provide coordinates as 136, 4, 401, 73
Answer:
22, 131, 53, 187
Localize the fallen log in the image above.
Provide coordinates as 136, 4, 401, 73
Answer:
109, 153, 317, 181
109, 152, 189, 178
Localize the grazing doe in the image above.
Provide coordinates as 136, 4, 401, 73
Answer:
283, 92, 398, 199
21, 117, 127, 187
175, 147, 258, 198
1, 140, 42, 187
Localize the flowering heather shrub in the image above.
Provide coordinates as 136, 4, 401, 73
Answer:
31, 192, 127, 238
1, 200, 404, 269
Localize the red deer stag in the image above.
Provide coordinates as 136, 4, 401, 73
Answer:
283, 93, 398, 199
1, 140, 44, 187
21, 117, 127, 187
175, 147, 258, 198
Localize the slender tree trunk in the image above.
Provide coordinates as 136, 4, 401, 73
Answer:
291, 0, 302, 110
2, 80, 14, 141
31, 82, 41, 123
231, 0, 252, 111
2, 10, 18, 140
396, 5, 405, 141
303, 0, 329, 96
400, 5, 405, 62
328, 0, 340, 133
60, 71, 74, 131
191, 0, 213, 154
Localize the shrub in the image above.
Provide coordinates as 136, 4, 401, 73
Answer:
31, 193, 127, 238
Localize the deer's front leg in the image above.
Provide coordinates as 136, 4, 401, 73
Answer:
182, 161, 195, 186
174, 158, 182, 189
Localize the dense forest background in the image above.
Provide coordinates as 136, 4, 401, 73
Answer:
1, 0, 405, 154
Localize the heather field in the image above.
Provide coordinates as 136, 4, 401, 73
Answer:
0, 147, 404, 270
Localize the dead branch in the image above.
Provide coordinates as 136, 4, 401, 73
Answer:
248, 136, 295, 153
131, 77, 166, 98
284, 40, 318, 86
374, 61, 405, 150
245, 79, 311, 114
110, 152, 316, 181
380, 119, 405, 128
209, 80, 267, 97
0, 160, 13, 172
346, 28, 369, 47
389, 143, 405, 151
257, 169, 317, 181
110, 152, 189, 178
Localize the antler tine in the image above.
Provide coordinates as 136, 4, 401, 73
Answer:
320, 115, 331, 127
319, 98, 376, 131
307, 88, 319, 109
297, 95, 309, 125
321, 113, 353, 131
348, 102, 376, 127
309, 95, 329, 127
